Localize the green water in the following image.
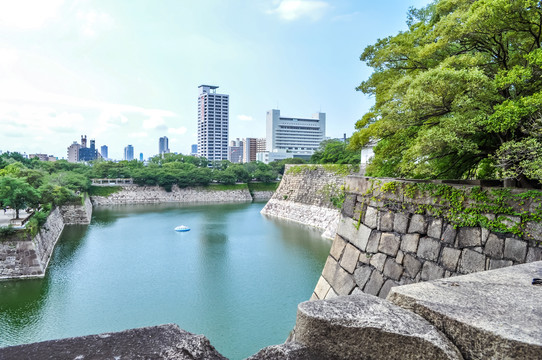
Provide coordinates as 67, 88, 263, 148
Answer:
0, 202, 331, 359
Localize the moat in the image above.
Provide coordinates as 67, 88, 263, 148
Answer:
0, 202, 331, 359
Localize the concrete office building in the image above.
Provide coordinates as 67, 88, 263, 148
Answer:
124, 145, 134, 161
197, 85, 229, 162
228, 138, 243, 163
67, 142, 81, 163
79, 138, 98, 162
243, 138, 258, 163
259, 109, 325, 163
159, 136, 170, 155
100, 145, 108, 160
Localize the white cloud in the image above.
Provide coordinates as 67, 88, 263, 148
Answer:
267, 0, 330, 21
237, 114, 253, 121
0, 0, 64, 29
77, 9, 114, 38
142, 116, 166, 130
168, 127, 187, 135
128, 132, 148, 138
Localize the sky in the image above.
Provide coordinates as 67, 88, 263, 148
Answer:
0, 0, 432, 160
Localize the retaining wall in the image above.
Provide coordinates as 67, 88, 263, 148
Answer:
312, 176, 542, 300
261, 165, 351, 238
0, 197, 92, 280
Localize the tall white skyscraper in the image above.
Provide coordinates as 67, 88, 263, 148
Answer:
197, 85, 229, 162
124, 145, 134, 161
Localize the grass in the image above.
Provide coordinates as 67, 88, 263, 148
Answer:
204, 183, 249, 191
248, 182, 279, 192
88, 185, 123, 197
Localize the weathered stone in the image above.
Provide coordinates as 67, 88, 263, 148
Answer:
370, 253, 387, 272
366, 231, 381, 253
524, 221, 542, 240
329, 235, 347, 261
441, 224, 457, 244
337, 215, 371, 252
427, 218, 443, 239
340, 244, 360, 274
379, 279, 399, 299
527, 247, 542, 262
396, 249, 404, 264
324, 288, 338, 299
403, 254, 422, 278
364, 206, 378, 229
488, 259, 513, 270
484, 234, 504, 259
440, 247, 461, 272
401, 233, 420, 253
341, 194, 357, 219
378, 233, 400, 256
378, 211, 394, 232
421, 261, 445, 281
408, 214, 427, 234
364, 271, 385, 296
504, 238, 527, 262
417, 237, 441, 262
458, 249, 486, 274
499, 215, 521, 229
383, 258, 404, 281
248, 342, 323, 360
393, 212, 410, 233
388, 262, 542, 360
457, 227, 481, 247
0, 324, 227, 360
353, 265, 372, 289
313, 276, 331, 300
322, 256, 356, 296
358, 251, 371, 264
481, 227, 490, 245
295, 294, 463, 360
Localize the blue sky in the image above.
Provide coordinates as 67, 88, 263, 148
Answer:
0, 0, 431, 160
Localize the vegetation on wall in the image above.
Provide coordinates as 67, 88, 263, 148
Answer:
351, 0, 542, 187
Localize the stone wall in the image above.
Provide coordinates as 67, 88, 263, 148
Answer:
261, 165, 351, 238
0, 198, 93, 280
91, 185, 253, 205
312, 176, 542, 300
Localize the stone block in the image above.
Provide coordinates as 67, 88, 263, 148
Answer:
295, 294, 463, 360
364, 206, 378, 229
366, 231, 381, 253
504, 238, 527, 262
378, 233, 400, 256
354, 265, 373, 289
484, 234, 504, 259
396, 249, 404, 264
337, 215, 371, 252
417, 237, 441, 262
408, 214, 428, 234
403, 254, 422, 278
313, 276, 331, 300
440, 247, 461, 272
364, 271, 385, 296
358, 251, 371, 264
458, 249, 486, 274
340, 244, 360, 274
401, 233, 420, 253
324, 288, 338, 299
383, 258, 404, 281
524, 221, 542, 240
489, 259, 513, 270
420, 261, 445, 281
370, 253, 387, 272
393, 212, 410, 233
248, 341, 320, 360
342, 194, 357, 218
457, 227, 481, 247
329, 235, 347, 261
427, 218, 443, 239
441, 224, 457, 244
379, 211, 394, 232
379, 279, 398, 299
526, 247, 542, 263
481, 228, 490, 245
322, 256, 356, 296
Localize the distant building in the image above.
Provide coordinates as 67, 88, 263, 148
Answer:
243, 138, 258, 163
228, 138, 243, 163
256, 138, 266, 153
100, 145, 108, 160
79, 137, 98, 162
29, 154, 56, 162
191, 144, 198, 156
159, 136, 170, 155
260, 109, 326, 163
124, 145, 134, 161
139, 152, 144, 161
197, 85, 229, 162
67, 142, 81, 163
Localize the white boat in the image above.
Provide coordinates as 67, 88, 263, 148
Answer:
174, 225, 190, 232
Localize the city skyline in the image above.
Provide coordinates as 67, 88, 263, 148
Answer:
0, 0, 432, 159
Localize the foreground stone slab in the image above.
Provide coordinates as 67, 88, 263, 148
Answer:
294, 294, 463, 360
247, 341, 323, 360
0, 324, 227, 360
388, 261, 542, 359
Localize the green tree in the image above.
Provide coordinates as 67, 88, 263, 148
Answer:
311, 139, 361, 165
0, 176, 40, 218
351, 0, 542, 186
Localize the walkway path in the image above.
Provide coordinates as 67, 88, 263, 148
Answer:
0, 208, 32, 228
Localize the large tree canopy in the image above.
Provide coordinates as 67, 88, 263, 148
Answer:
351, 0, 542, 185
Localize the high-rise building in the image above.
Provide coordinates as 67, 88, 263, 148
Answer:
191, 144, 198, 156
228, 138, 243, 163
243, 138, 258, 163
260, 109, 325, 163
197, 85, 229, 163
139, 153, 144, 161
256, 138, 266, 153
159, 136, 170, 155
100, 145, 108, 160
79, 138, 98, 161
124, 145, 134, 161
67, 142, 81, 163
